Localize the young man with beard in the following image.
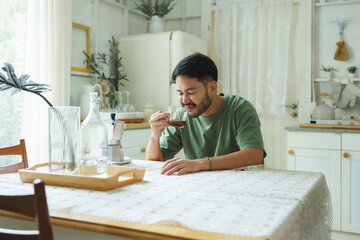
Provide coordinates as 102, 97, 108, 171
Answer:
146, 53, 266, 175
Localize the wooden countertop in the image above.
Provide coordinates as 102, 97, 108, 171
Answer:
124, 122, 150, 130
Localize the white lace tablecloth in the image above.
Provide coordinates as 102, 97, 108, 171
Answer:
0, 160, 332, 240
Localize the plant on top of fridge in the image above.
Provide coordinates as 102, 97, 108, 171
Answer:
135, 0, 177, 19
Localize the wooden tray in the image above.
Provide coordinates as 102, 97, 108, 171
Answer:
18, 163, 145, 191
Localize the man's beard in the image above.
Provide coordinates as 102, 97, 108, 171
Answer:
184, 90, 212, 118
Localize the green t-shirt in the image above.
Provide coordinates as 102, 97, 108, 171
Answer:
159, 93, 266, 160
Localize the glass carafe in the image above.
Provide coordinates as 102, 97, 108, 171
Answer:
80, 92, 108, 174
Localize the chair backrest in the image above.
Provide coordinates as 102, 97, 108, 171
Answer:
0, 139, 29, 174
0, 179, 53, 240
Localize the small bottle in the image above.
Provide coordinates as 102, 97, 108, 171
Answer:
80, 92, 108, 174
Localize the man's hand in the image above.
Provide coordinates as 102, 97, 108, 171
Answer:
149, 111, 170, 139
160, 158, 203, 176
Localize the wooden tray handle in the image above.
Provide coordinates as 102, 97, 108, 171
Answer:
109, 168, 145, 182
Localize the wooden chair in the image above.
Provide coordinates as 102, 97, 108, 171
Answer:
0, 179, 53, 240
0, 139, 29, 174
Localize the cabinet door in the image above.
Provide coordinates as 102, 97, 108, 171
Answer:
122, 129, 151, 159
287, 148, 341, 231
342, 150, 360, 234
124, 146, 147, 160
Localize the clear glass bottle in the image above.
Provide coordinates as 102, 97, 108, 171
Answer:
80, 92, 108, 174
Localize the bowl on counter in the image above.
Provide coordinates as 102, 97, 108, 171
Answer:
100, 111, 146, 123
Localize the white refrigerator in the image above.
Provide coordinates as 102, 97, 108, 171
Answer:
118, 31, 208, 112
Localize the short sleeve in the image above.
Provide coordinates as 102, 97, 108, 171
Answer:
159, 127, 183, 160
235, 103, 267, 158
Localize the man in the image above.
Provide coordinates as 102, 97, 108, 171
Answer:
146, 53, 266, 175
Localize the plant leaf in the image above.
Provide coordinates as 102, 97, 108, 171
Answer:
0, 84, 11, 91
18, 74, 30, 87
3, 62, 19, 88
11, 88, 21, 95
0, 63, 53, 106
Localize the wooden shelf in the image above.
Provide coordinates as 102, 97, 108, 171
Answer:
315, 0, 360, 7
314, 78, 360, 84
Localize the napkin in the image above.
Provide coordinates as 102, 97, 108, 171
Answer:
337, 83, 359, 108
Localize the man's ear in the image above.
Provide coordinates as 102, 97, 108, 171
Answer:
208, 80, 217, 94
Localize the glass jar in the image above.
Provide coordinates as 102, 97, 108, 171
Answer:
80, 92, 108, 174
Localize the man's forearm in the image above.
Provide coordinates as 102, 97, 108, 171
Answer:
199, 148, 264, 171
146, 136, 164, 161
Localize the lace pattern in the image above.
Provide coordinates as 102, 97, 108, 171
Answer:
0, 160, 331, 239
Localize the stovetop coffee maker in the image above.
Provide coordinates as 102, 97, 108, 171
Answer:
105, 113, 131, 165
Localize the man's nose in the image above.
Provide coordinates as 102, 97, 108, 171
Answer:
181, 93, 191, 105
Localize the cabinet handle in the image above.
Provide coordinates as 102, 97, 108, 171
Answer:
343, 152, 349, 158
141, 147, 146, 153
288, 149, 294, 155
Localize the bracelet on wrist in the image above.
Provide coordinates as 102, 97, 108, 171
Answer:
207, 156, 212, 171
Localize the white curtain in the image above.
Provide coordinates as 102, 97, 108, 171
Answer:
214, 0, 292, 116
22, 0, 72, 166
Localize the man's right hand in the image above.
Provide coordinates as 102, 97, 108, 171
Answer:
149, 110, 170, 139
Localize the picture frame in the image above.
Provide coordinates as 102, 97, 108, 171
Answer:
71, 23, 91, 73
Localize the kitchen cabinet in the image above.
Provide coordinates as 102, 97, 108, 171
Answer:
122, 128, 151, 159
287, 129, 360, 234
342, 133, 360, 234
287, 131, 342, 230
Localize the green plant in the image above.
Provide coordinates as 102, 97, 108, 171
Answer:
347, 66, 357, 74
320, 65, 338, 72
135, 0, 177, 19
0, 63, 52, 106
84, 36, 128, 91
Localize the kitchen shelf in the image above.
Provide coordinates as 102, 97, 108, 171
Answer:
315, 0, 360, 7
315, 78, 360, 84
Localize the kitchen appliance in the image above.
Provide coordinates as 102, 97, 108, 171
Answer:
119, 31, 208, 112
105, 113, 131, 165
311, 102, 335, 120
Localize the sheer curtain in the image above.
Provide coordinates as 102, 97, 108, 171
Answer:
214, 0, 292, 116
23, 0, 72, 166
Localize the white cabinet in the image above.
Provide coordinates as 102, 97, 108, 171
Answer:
122, 128, 151, 159
287, 132, 342, 230
287, 130, 360, 234
342, 133, 360, 234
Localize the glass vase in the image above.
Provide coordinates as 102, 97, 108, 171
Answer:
49, 106, 80, 172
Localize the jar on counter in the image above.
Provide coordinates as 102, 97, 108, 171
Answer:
143, 102, 155, 123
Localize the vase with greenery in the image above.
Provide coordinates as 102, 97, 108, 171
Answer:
0, 63, 79, 172
135, 0, 177, 19
135, 0, 177, 32
320, 65, 338, 79
83, 36, 129, 92
347, 66, 357, 79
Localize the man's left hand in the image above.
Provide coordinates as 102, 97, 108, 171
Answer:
160, 158, 201, 176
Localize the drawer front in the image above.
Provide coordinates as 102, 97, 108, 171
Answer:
123, 145, 147, 159
342, 133, 360, 151
122, 128, 151, 148
287, 132, 341, 150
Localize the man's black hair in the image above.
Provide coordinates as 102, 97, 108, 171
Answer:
171, 52, 218, 83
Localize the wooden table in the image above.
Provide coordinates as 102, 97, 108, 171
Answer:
0, 160, 331, 240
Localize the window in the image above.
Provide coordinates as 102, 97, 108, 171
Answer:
0, 0, 26, 165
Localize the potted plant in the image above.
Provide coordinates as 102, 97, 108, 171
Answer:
84, 36, 129, 92
320, 65, 338, 79
347, 66, 357, 79
135, 0, 177, 33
